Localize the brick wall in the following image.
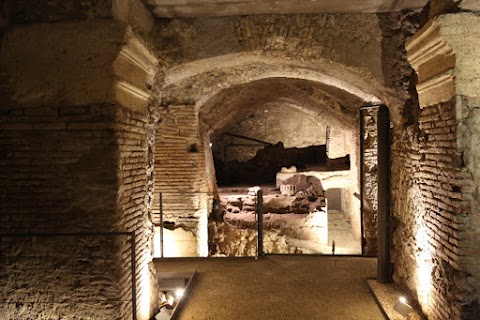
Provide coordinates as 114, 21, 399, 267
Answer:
153, 105, 211, 257
396, 13, 480, 319
115, 106, 157, 319
392, 98, 469, 319
0, 8, 160, 319
0, 104, 141, 319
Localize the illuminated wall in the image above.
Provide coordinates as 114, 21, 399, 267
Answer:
153, 105, 212, 257
0, 17, 160, 319
392, 13, 480, 319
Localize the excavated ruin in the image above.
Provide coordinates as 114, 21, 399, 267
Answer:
2, 1, 480, 319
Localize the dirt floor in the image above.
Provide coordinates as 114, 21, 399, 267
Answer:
155, 256, 385, 320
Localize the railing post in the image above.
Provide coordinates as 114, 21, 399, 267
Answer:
130, 231, 137, 320
257, 189, 264, 258
377, 105, 392, 283
159, 192, 164, 258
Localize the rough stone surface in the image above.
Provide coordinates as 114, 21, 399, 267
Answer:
393, 12, 480, 320
0, 20, 160, 320
146, 0, 428, 17
0, 20, 124, 109
362, 108, 379, 256
0, 104, 153, 319
212, 104, 330, 162
154, 14, 390, 92
155, 14, 404, 128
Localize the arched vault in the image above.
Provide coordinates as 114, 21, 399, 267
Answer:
160, 52, 402, 132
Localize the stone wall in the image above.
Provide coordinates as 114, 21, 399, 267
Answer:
154, 13, 396, 255
153, 105, 211, 257
362, 108, 379, 255
341, 130, 362, 242
202, 124, 218, 197
0, 16, 159, 319
326, 126, 348, 160
0, 104, 136, 319
392, 13, 480, 319
153, 14, 384, 82
213, 104, 329, 162
456, 95, 480, 319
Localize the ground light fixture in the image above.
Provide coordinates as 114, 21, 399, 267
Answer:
175, 288, 185, 298
394, 296, 414, 318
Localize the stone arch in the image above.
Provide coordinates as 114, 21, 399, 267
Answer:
153, 52, 398, 257
160, 53, 398, 110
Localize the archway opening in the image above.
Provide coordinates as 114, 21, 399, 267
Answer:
202, 77, 363, 256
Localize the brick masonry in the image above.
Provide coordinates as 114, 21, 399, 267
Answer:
153, 105, 212, 257
0, 104, 155, 319
0, 9, 161, 317
393, 13, 480, 319
391, 98, 470, 319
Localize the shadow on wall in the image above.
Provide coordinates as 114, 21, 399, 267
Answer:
214, 142, 350, 185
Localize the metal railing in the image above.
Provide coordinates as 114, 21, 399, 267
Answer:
153, 189, 358, 258
153, 191, 213, 258
153, 190, 264, 258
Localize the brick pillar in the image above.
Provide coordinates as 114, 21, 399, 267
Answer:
392, 13, 480, 320
0, 20, 159, 320
153, 105, 211, 257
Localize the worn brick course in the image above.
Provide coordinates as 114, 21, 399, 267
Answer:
0, 103, 155, 319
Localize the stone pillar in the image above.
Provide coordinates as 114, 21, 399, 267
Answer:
395, 13, 480, 319
0, 20, 159, 320
153, 105, 211, 257
362, 109, 379, 256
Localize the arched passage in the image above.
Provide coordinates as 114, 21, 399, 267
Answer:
153, 54, 396, 258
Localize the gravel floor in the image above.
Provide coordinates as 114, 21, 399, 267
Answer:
154, 256, 386, 320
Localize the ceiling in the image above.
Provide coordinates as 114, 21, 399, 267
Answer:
145, 0, 429, 18
199, 78, 361, 136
